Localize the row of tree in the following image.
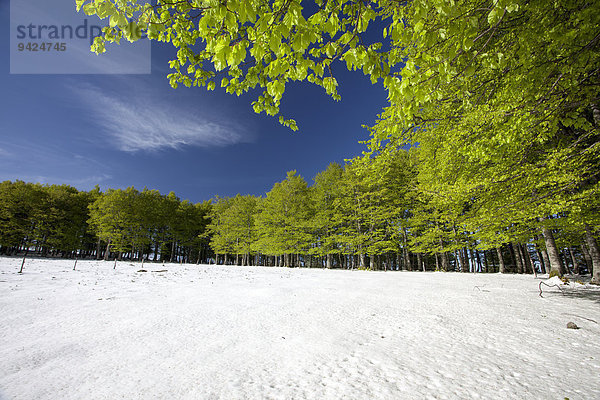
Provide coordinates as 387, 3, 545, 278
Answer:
205, 152, 600, 281
1, 144, 598, 280
0, 181, 211, 264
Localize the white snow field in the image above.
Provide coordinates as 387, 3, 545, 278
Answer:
1, 258, 599, 400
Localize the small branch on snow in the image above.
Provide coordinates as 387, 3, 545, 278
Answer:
539, 281, 565, 298
561, 313, 598, 324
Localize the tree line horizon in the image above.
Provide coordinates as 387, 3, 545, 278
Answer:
0, 153, 598, 281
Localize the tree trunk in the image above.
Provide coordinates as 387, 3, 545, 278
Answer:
467, 248, 472, 272
153, 242, 159, 261
417, 253, 424, 272
542, 227, 566, 276
513, 243, 524, 274
482, 250, 490, 272
170, 241, 176, 263
439, 238, 449, 272
581, 243, 593, 274
19, 248, 28, 273
326, 253, 332, 269
460, 248, 469, 272
583, 225, 600, 283
372, 255, 379, 271
541, 248, 550, 275
95, 238, 102, 260
568, 248, 579, 275
103, 239, 111, 261
534, 237, 547, 274
496, 247, 506, 273
519, 243, 531, 274
522, 244, 536, 276
561, 248, 572, 274
474, 250, 480, 272
402, 228, 411, 270
454, 250, 462, 272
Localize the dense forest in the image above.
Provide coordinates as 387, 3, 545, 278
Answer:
4, 1, 597, 278
0, 182, 212, 264
1, 136, 599, 281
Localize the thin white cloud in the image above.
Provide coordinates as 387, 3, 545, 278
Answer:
0, 148, 11, 157
76, 84, 249, 152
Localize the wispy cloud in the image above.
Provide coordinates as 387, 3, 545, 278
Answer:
75, 84, 249, 152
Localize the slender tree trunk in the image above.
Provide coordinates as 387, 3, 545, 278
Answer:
535, 244, 546, 274
568, 248, 579, 275
487, 248, 496, 273
104, 239, 111, 261
454, 250, 461, 272
402, 228, 411, 270
483, 250, 491, 272
95, 238, 102, 260
542, 227, 566, 276
523, 244, 536, 276
439, 238, 449, 272
561, 248, 572, 274
19, 248, 28, 273
583, 225, 600, 283
435, 253, 440, 271
460, 248, 468, 272
326, 253, 332, 269
541, 249, 550, 274
469, 249, 475, 272
417, 253, 424, 272
170, 241, 176, 263
512, 243, 523, 274
496, 247, 506, 273
153, 242, 159, 261
520, 243, 531, 274
581, 243, 592, 274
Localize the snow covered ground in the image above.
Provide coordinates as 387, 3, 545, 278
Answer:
1, 257, 599, 400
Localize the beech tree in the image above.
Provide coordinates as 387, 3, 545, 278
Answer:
255, 171, 313, 267
310, 162, 344, 268
206, 194, 258, 265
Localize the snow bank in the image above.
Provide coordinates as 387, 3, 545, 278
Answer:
1, 258, 599, 399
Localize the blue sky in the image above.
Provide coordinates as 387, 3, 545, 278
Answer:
1, 1, 388, 203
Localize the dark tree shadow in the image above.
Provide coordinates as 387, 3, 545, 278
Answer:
561, 288, 600, 306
